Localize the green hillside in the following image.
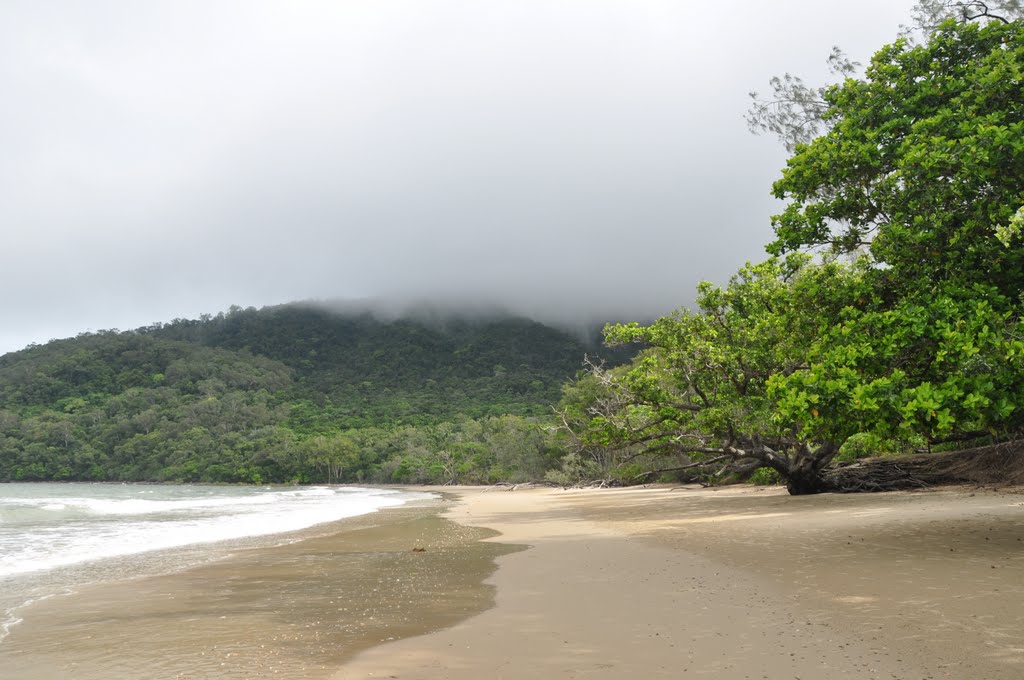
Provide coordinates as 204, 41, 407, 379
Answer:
0, 305, 593, 484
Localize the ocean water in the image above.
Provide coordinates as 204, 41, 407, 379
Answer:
0, 482, 433, 643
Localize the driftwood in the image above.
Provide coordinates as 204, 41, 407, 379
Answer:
491, 481, 564, 491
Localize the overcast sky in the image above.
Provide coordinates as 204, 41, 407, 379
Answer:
0, 0, 916, 354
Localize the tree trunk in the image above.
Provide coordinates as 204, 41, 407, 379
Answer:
785, 464, 830, 495
784, 443, 838, 495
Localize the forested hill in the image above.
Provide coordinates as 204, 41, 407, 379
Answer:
151, 304, 591, 424
0, 305, 597, 484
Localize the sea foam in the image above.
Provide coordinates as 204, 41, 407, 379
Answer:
0, 484, 432, 578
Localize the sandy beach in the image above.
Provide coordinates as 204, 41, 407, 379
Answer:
337, 485, 1024, 680
3, 484, 1024, 679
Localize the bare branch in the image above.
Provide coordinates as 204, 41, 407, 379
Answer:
752, 2, 1023, 149
631, 455, 730, 482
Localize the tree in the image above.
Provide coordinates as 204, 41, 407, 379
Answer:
770, 20, 1024, 288
910, 1, 1022, 33
746, 1, 1023, 151
764, 19, 1024, 449
559, 257, 868, 494
557, 9, 1024, 495
769, 287, 1024, 450
304, 434, 360, 483
745, 47, 860, 152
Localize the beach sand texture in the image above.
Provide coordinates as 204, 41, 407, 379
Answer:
2, 485, 1023, 679
336, 486, 1024, 680
0, 503, 518, 679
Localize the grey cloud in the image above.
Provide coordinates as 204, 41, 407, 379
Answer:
0, 0, 916, 353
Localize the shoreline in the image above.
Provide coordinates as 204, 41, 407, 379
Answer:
336, 484, 1024, 679
2, 484, 1023, 678
0, 495, 517, 679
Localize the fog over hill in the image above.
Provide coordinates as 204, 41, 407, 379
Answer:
301, 297, 638, 342
0, 1, 915, 355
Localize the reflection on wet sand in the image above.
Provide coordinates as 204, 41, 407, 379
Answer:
0, 502, 520, 680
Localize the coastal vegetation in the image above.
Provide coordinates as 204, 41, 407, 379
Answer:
0, 309, 593, 484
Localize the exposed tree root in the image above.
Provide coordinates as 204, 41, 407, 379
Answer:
824, 440, 1024, 492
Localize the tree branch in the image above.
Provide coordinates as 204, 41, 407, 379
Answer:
630, 455, 730, 482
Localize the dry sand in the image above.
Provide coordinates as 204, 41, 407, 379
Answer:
335, 485, 1024, 680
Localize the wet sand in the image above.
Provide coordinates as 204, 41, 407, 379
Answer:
0, 499, 520, 679
337, 485, 1024, 680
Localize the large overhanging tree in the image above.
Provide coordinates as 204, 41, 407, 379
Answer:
561, 257, 869, 495
564, 15, 1024, 494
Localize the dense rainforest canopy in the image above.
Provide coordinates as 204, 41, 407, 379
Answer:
0, 307, 600, 484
